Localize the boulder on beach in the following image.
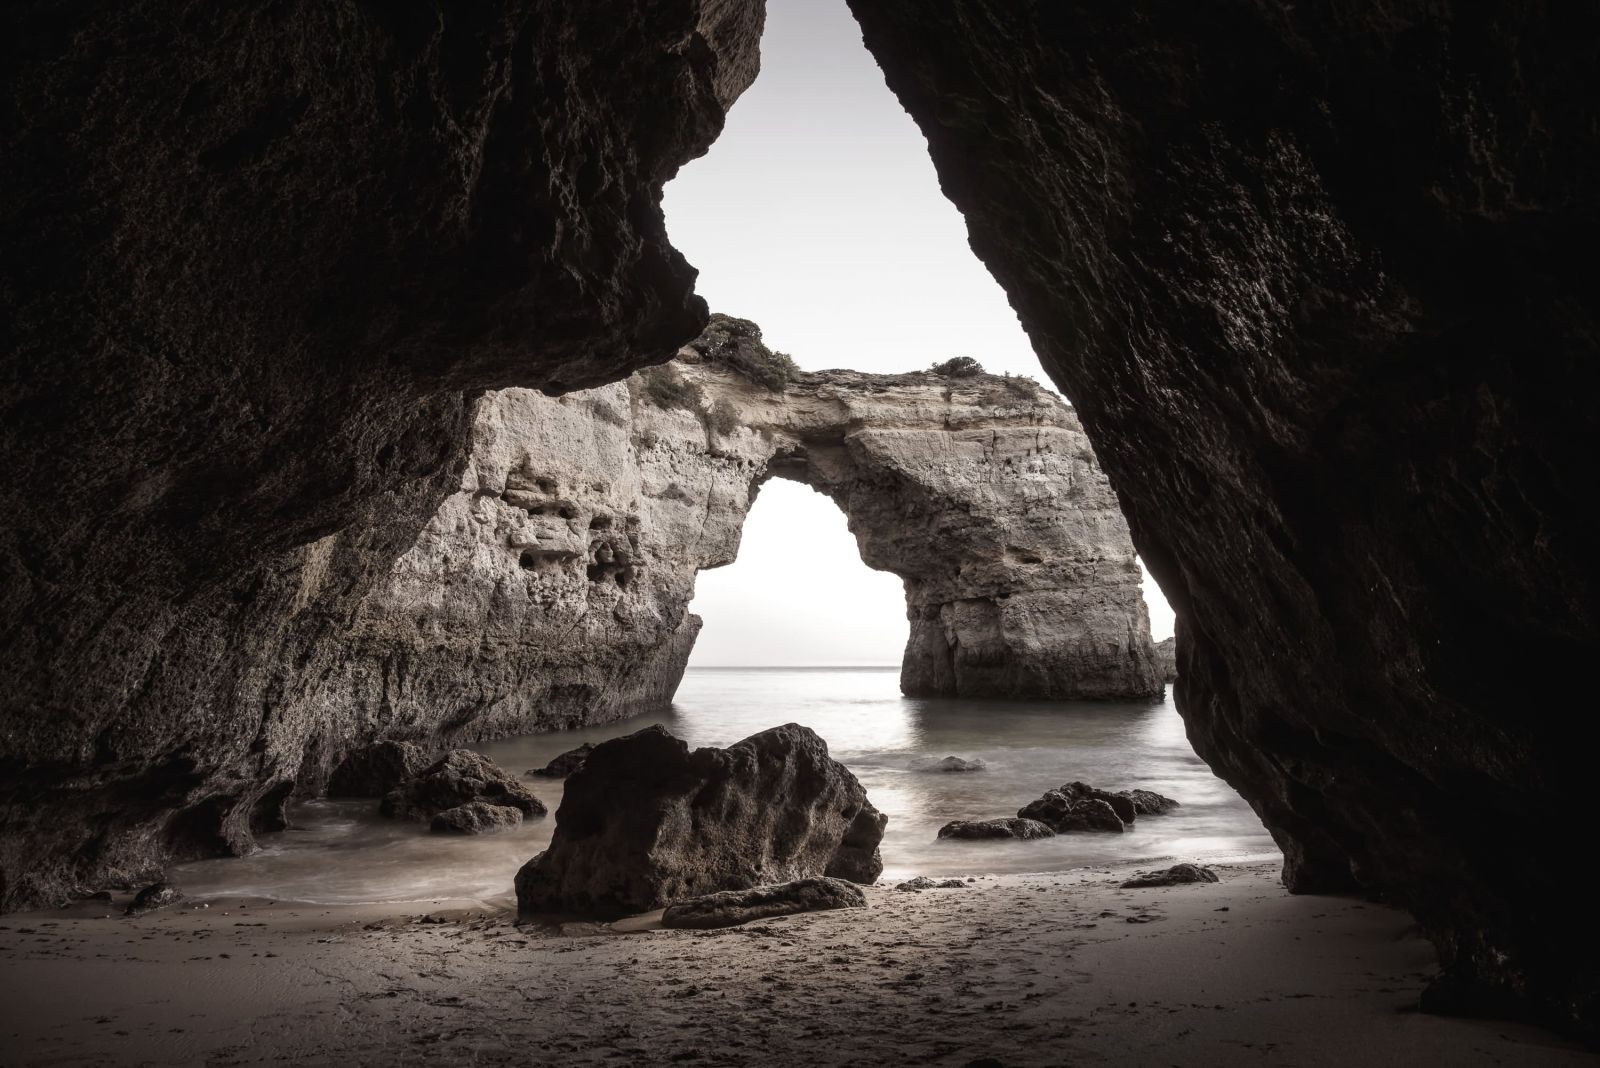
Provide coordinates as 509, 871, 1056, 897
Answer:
896, 876, 969, 891
515, 724, 886, 917
661, 878, 866, 930
937, 817, 1056, 841
1017, 781, 1180, 833
125, 882, 183, 917
327, 740, 430, 798
429, 801, 524, 835
527, 744, 595, 779
381, 750, 546, 823
1120, 863, 1219, 888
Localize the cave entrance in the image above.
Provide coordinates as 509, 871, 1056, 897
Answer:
687, 477, 906, 668
663, 0, 1042, 379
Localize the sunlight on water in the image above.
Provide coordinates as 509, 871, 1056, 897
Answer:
173, 668, 1277, 904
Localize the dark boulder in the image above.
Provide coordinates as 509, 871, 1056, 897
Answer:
381, 751, 545, 824
933, 756, 986, 773
1120, 864, 1219, 889
327, 741, 430, 799
515, 724, 886, 917
1018, 788, 1125, 834
527, 744, 596, 780
429, 802, 524, 836
125, 882, 183, 917
937, 818, 1056, 841
661, 878, 866, 930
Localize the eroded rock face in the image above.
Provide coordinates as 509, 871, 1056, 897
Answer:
1153, 638, 1177, 684
326, 742, 431, 800
0, 2, 765, 910
309, 316, 1161, 758
515, 724, 884, 917
847, 0, 1600, 1034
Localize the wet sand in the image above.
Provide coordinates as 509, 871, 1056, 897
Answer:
0, 860, 1588, 1067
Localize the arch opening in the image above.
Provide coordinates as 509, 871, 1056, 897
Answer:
687, 477, 906, 669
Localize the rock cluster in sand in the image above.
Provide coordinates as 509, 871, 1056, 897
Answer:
516, 724, 885, 917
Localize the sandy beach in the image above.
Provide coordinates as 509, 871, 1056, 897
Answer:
0, 859, 1588, 1067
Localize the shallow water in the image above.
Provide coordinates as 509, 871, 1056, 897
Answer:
174, 667, 1278, 904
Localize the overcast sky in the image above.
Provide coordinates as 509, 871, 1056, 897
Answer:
665, 0, 1174, 665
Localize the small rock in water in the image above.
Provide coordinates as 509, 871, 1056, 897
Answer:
661, 878, 866, 930
936, 818, 1056, 841
429, 801, 524, 835
934, 756, 986, 773
1120, 863, 1219, 888
896, 876, 970, 891
1120, 788, 1181, 816
1016, 781, 1180, 833
382, 750, 546, 823
526, 743, 595, 779
125, 882, 183, 917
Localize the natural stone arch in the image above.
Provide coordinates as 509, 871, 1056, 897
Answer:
297, 316, 1162, 787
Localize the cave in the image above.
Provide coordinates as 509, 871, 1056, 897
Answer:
3, 0, 1597, 1056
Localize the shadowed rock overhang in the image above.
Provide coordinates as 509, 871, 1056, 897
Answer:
2, 0, 1598, 1045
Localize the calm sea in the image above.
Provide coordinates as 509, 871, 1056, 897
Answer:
174, 667, 1278, 904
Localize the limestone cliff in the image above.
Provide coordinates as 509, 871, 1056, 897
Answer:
0, 1, 765, 910
301, 317, 1159, 770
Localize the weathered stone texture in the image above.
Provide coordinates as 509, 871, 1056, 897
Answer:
317, 315, 1160, 751
847, 0, 1600, 1034
516, 724, 884, 917
0, 0, 765, 910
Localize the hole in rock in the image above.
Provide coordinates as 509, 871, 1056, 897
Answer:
688, 478, 906, 669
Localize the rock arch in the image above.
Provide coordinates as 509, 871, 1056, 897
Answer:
297, 317, 1161, 780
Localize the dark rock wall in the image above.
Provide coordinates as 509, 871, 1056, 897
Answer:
0, 0, 765, 910
847, 0, 1600, 1034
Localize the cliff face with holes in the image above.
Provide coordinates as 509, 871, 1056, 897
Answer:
847, 0, 1600, 1037
303, 318, 1160, 772
0, 2, 765, 910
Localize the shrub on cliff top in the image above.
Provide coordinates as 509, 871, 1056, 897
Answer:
696, 314, 800, 392
931, 356, 984, 377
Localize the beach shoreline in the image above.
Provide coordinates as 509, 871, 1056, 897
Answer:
0, 859, 1587, 1066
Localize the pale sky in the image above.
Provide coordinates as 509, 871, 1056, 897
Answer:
666, 0, 1175, 665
